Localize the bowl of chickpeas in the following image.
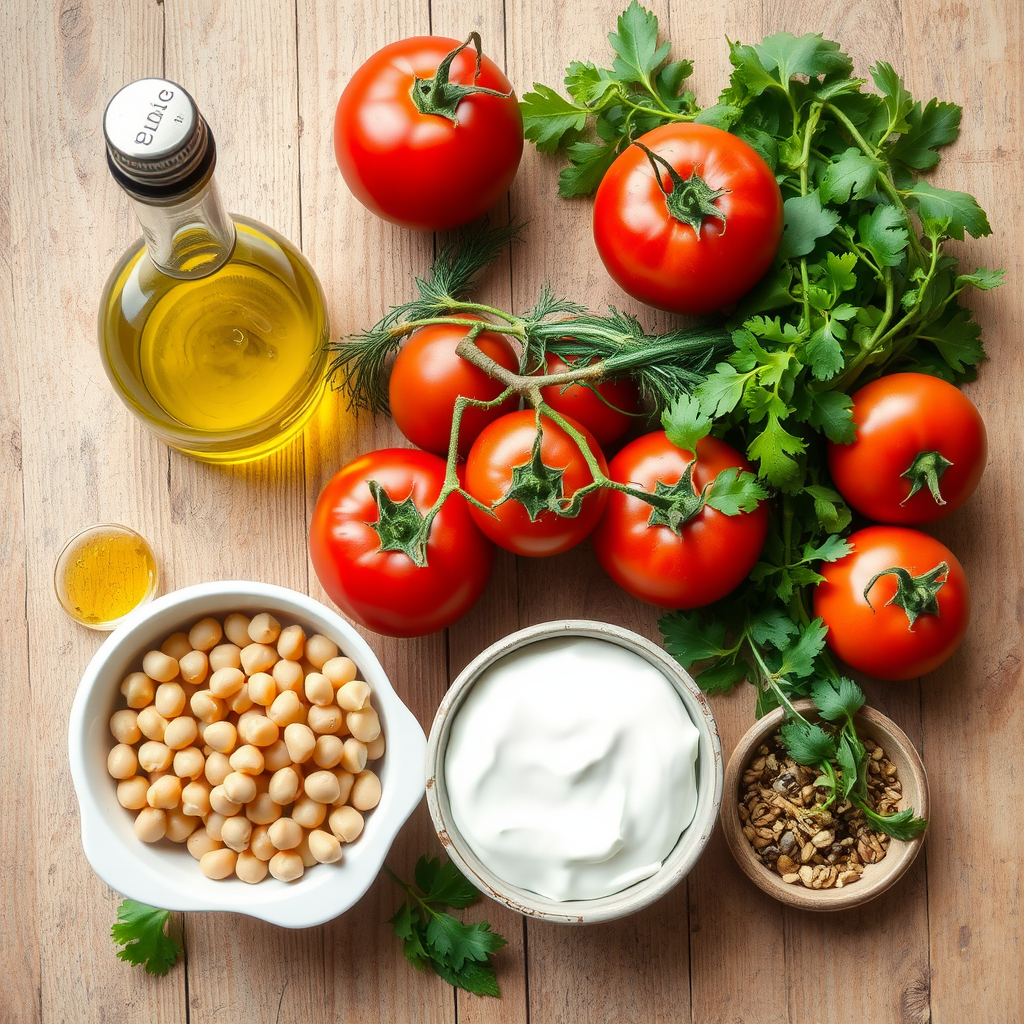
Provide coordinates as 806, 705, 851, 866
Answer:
68, 580, 426, 928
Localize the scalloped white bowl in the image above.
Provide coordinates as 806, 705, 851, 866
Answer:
68, 581, 426, 928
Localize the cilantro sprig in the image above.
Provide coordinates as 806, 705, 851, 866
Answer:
387, 856, 507, 997
110, 898, 183, 976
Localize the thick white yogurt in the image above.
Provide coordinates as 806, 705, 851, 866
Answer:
444, 635, 701, 901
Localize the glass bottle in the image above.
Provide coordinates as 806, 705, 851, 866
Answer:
99, 78, 329, 463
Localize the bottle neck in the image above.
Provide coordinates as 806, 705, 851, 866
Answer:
130, 176, 236, 279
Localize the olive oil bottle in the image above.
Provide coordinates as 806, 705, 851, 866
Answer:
99, 79, 329, 463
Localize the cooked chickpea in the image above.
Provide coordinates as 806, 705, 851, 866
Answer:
209, 666, 245, 698
240, 642, 278, 676
110, 709, 141, 745
136, 706, 169, 742
223, 771, 257, 805
134, 807, 168, 843
190, 689, 227, 725
272, 658, 304, 694
241, 715, 279, 747
365, 734, 385, 761
269, 690, 306, 727
173, 746, 205, 780
209, 785, 243, 817
223, 612, 252, 647
248, 672, 276, 706
268, 817, 302, 851
304, 770, 341, 805
137, 741, 173, 773
200, 848, 238, 880
308, 829, 343, 864
229, 744, 264, 775
147, 774, 182, 809
248, 612, 281, 645
307, 704, 344, 735
182, 780, 212, 817
351, 770, 382, 811
204, 812, 228, 841
277, 624, 305, 661
305, 634, 339, 669
220, 814, 253, 853
236, 850, 269, 884
226, 686, 253, 715
117, 776, 149, 810
245, 792, 282, 826
249, 824, 276, 861
121, 672, 154, 709
302, 672, 332, 708
178, 649, 209, 686
209, 642, 242, 672
262, 739, 291, 772
187, 829, 223, 860
284, 722, 316, 763
204, 720, 237, 755
160, 632, 193, 661
154, 682, 186, 719
331, 769, 355, 807
188, 617, 223, 652
204, 751, 232, 787
347, 707, 380, 743
292, 796, 327, 829
340, 738, 367, 775
323, 657, 357, 689
328, 805, 364, 843
142, 650, 179, 683
268, 766, 301, 805
336, 679, 371, 712
164, 715, 199, 751
165, 809, 199, 843
313, 734, 345, 769
268, 850, 304, 882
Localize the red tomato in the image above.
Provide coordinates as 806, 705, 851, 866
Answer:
537, 352, 640, 447
389, 315, 520, 455
464, 410, 608, 557
827, 372, 987, 524
814, 525, 970, 681
592, 433, 769, 608
309, 449, 493, 637
334, 35, 523, 231
592, 123, 783, 314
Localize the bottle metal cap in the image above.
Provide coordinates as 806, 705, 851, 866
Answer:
104, 78, 215, 197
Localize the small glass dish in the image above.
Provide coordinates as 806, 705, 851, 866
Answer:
54, 524, 158, 631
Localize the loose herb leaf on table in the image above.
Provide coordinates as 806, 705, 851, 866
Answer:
110, 898, 183, 976
387, 856, 507, 997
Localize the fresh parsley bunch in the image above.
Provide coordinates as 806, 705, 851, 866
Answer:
387, 856, 507, 997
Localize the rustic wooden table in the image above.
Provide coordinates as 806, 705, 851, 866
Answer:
3, 0, 1019, 1021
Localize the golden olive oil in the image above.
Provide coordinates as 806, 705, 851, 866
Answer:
99, 218, 329, 463
55, 525, 157, 629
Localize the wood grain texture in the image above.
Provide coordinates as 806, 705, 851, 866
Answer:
2, 0, 1022, 1022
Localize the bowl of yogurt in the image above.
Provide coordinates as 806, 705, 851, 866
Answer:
425, 620, 723, 924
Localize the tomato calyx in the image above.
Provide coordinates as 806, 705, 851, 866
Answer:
410, 33, 513, 126
900, 450, 954, 506
632, 140, 730, 235
863, 561, 950, 629
494, 432, 581, 522
643, 462, 709, 533
366, 480, 433, 567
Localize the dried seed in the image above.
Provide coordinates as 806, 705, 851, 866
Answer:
782, 872, 800, 884
776, 854, 796, 874
811, 829, 835, 849
798, 865, 815, 888
801, 842, 815, 864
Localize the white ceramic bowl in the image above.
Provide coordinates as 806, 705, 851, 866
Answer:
68, 581, 426, 928
425, 620, 723, 924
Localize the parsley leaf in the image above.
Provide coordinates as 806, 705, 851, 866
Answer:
780, 718, 837, 764
387, 858, 506, 997
890, 97, 961, 170
755, 31, 853, 84
778, 190, 841, 261
110, 899, 183, 976
520, 84, 588, 153
661, 392, 713, 453
904, 180, 993, 239
608, 0, 670, 83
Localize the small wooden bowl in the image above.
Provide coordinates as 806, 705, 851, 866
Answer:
721, 700, 929, 911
